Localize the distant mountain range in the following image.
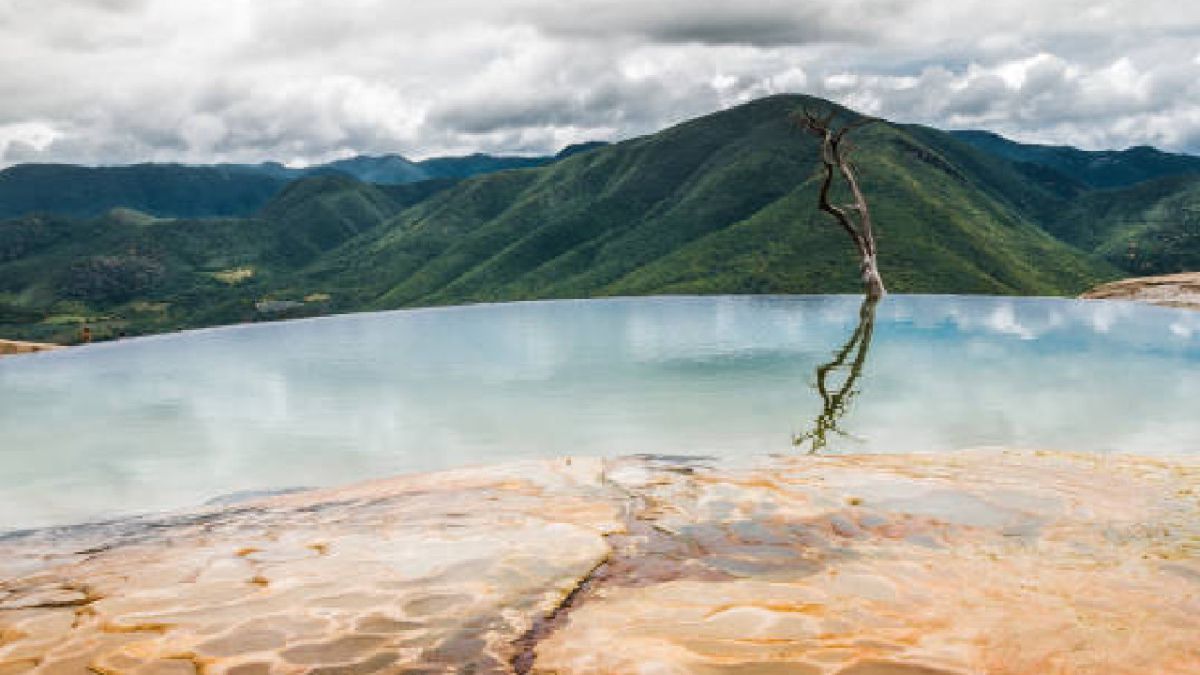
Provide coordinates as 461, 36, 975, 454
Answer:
0, 142, 608, 219
949, 130, 1200, 189
1, 94, 1197, 343
219, 141, 609, 186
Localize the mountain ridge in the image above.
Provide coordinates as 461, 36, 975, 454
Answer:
949, 129, 1200, 189
301, 94, 1116, 312
6, 93, 1199, 343
0, 143, 610, 220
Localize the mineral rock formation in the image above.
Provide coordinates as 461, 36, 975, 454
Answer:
1, 450, 1198, 673
0, 340, 59, 357
1082, 271, 1200, 311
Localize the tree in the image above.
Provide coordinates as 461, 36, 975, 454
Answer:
796, 108, 886, 299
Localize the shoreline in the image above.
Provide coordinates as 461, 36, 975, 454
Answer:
0, 338, 60, 357
5, 291, 1194, 352
1082, 271, 1200, 311
2, 449, 1197, 673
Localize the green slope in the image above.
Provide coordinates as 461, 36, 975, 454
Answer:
1048, 175, 1200, 274
949, 128, 1200, 277
256, 175, 403, 265
0, 151, 564, 219
0, 163, 289, 219
308, 95, 1115, 311
0, 94, 1128, 343
950, 130, 1200, 189
0, 176, 413, 341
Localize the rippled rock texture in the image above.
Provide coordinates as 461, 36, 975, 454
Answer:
0, 340, 59, 357
1082, 271, 1200, 311
1, 450, 1198, 674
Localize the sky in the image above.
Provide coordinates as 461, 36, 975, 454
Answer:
1, 0, 1198, 167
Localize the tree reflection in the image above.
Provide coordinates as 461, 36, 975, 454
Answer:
792, 297, 879, 454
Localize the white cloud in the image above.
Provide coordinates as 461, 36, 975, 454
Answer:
0, 0, 1198, 166
807, 51, 1200, 152
0, 122, 61, 161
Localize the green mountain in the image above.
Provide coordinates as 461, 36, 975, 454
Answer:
306, 95, 1116, 311
0, 149, 587, 220
255, 175, 405, 266
949, 130, 1200, 275
950, 130, 1200, 189
410, 154, 550, 180
312, 155, 430, 184
411, 144, 609, 180
0, 175, 430, 341
312, 149, 608, 184
0, 163, 289, 220
3, 93, 1174, 344
1047, 174, 1200, 274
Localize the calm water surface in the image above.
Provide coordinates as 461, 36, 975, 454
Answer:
2, 295, 1198, 530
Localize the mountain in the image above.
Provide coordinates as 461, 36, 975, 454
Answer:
255, 175, 408, 266
304, 95, 1115, 310
950, 130, 1200, 189
0, 163, 289, 220
0, 175, 424, 342
213, 153, 561, 185
313, 155, 429, 184
0, 147, 600, 219
414, 154, 552, 180
554, 141, 610, 159
4, 93, 1177, 344
213, 161, 299, 180
949, 130, 1200, 275
317, 149, 609, 184
1048, 174, 1200, 274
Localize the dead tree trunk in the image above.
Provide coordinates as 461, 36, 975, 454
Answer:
797, 109, 886, 300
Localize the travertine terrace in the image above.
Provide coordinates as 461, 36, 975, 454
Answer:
1, 451, 1198, 674
0, 340, 59, 357
1083, 272, 1200, 311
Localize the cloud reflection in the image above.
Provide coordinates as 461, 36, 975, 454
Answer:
0, 295, 1196, 530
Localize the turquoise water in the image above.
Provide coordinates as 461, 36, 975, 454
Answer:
2, 295, 1198, 530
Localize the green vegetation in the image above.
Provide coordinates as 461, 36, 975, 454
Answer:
0, 149, 577, 220
0, 175, 413, 342
950, 130, 1200, 189
315, 95, 1116, 308
3, 94, 1197, 344
0, 164, 289, 219
950, 128, 1200, 275
1050, 175, 1200, 274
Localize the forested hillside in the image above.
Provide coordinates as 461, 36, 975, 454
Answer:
6, 94, 1200, 343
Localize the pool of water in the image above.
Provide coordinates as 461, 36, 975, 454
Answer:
2, 295, 1198, 530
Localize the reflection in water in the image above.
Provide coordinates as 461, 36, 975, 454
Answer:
1, 295, 1197, 530
793, 297, 878, 453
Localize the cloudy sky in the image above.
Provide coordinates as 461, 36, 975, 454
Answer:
1, 0, 1198, 167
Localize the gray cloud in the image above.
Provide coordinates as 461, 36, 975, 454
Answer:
511, 1, 882, 46
0, 0, 1198, 167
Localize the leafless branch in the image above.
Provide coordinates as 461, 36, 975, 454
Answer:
794, 106, 886, 298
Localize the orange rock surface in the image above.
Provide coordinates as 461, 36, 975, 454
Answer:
1082, 271, 1200, 311
0, 340, 60, 357
1, 451, 1197, 673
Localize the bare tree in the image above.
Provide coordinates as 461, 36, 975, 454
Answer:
796, 109, 886, 299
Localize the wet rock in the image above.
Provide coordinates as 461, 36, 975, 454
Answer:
0, 451, 1197, 673
0, 458, 619, 673
1082, 272, 1200, 311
